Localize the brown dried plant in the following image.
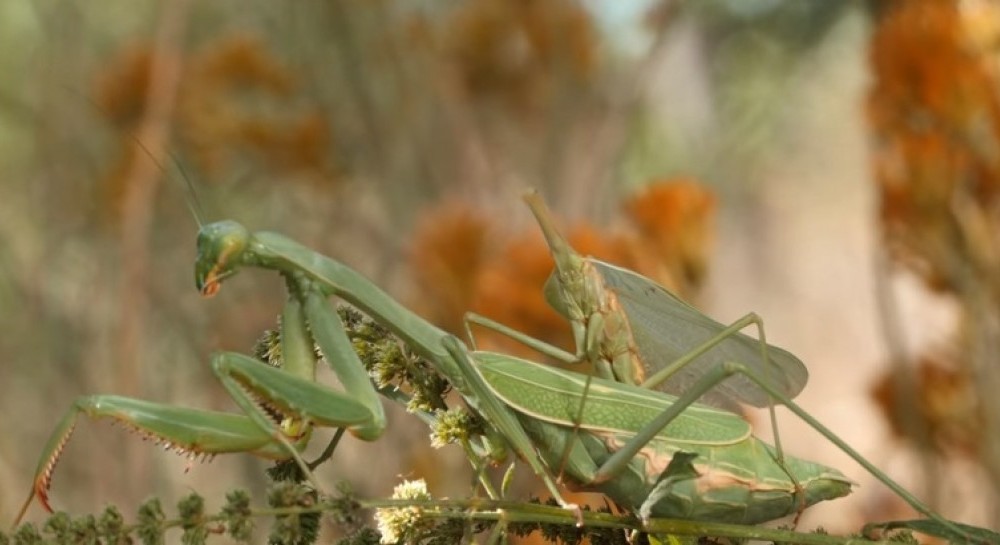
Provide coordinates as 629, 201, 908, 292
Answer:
94, 33, 337, 226
443, 0, 597, 115
410, 201, 493, 336
867, 0, 1000, 502
622, 178, 716, 296
869, 0, 1000, 293
94, 42, 158, 226
178, 34, 335, 182
871, 352, 981, 459
95, 43, 155, 128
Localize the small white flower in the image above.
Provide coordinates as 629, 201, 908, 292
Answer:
430, 408, 471, 449
375, 479, 432, 544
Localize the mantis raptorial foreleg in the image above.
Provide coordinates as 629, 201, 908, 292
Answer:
15, 273, 387, 525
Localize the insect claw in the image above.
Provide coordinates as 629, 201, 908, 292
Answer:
564, 503, 583, 527
35, 479, 54, 514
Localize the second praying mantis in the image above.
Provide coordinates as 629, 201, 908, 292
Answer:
13, 191, 983, 543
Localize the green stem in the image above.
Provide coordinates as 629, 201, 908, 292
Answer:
356, 498, 893, 545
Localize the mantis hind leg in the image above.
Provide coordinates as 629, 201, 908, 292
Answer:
640, 312, 786, 453
602, 361, 974, 542
631, 312, 802, 504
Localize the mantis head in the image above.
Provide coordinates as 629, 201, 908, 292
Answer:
195, 220, 250, 297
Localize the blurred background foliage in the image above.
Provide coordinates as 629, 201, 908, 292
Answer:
1, 0, 999, 540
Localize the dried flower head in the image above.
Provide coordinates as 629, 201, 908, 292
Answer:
870, 352, 983, 458
869, 0, 1000, 292
444, 0, 597, 113
409, 201, 492, 335
178, 33, 334, 182
94, 42, 154, 127
622, 178, 716, 296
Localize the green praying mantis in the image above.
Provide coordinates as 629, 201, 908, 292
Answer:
12, 191, 987, 542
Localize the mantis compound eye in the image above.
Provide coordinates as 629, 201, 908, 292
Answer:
195, 220, 249, 297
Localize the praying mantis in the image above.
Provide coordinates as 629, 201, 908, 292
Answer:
12, 191, 985, 543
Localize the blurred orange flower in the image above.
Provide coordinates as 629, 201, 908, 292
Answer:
623, 178, 716, 295
94, 33, 338, 225
871, 353, 982, 458
409, 201, 493, 336
408, 180, 716, 360
867, 0, 1000, 475
869, 0, 1000, 292
444, 0, 597, 114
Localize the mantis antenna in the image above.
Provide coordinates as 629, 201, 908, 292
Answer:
61, 84, 207, 227
130, 136, 205, 228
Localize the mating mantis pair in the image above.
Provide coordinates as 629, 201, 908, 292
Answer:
12, 191, 986, 542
